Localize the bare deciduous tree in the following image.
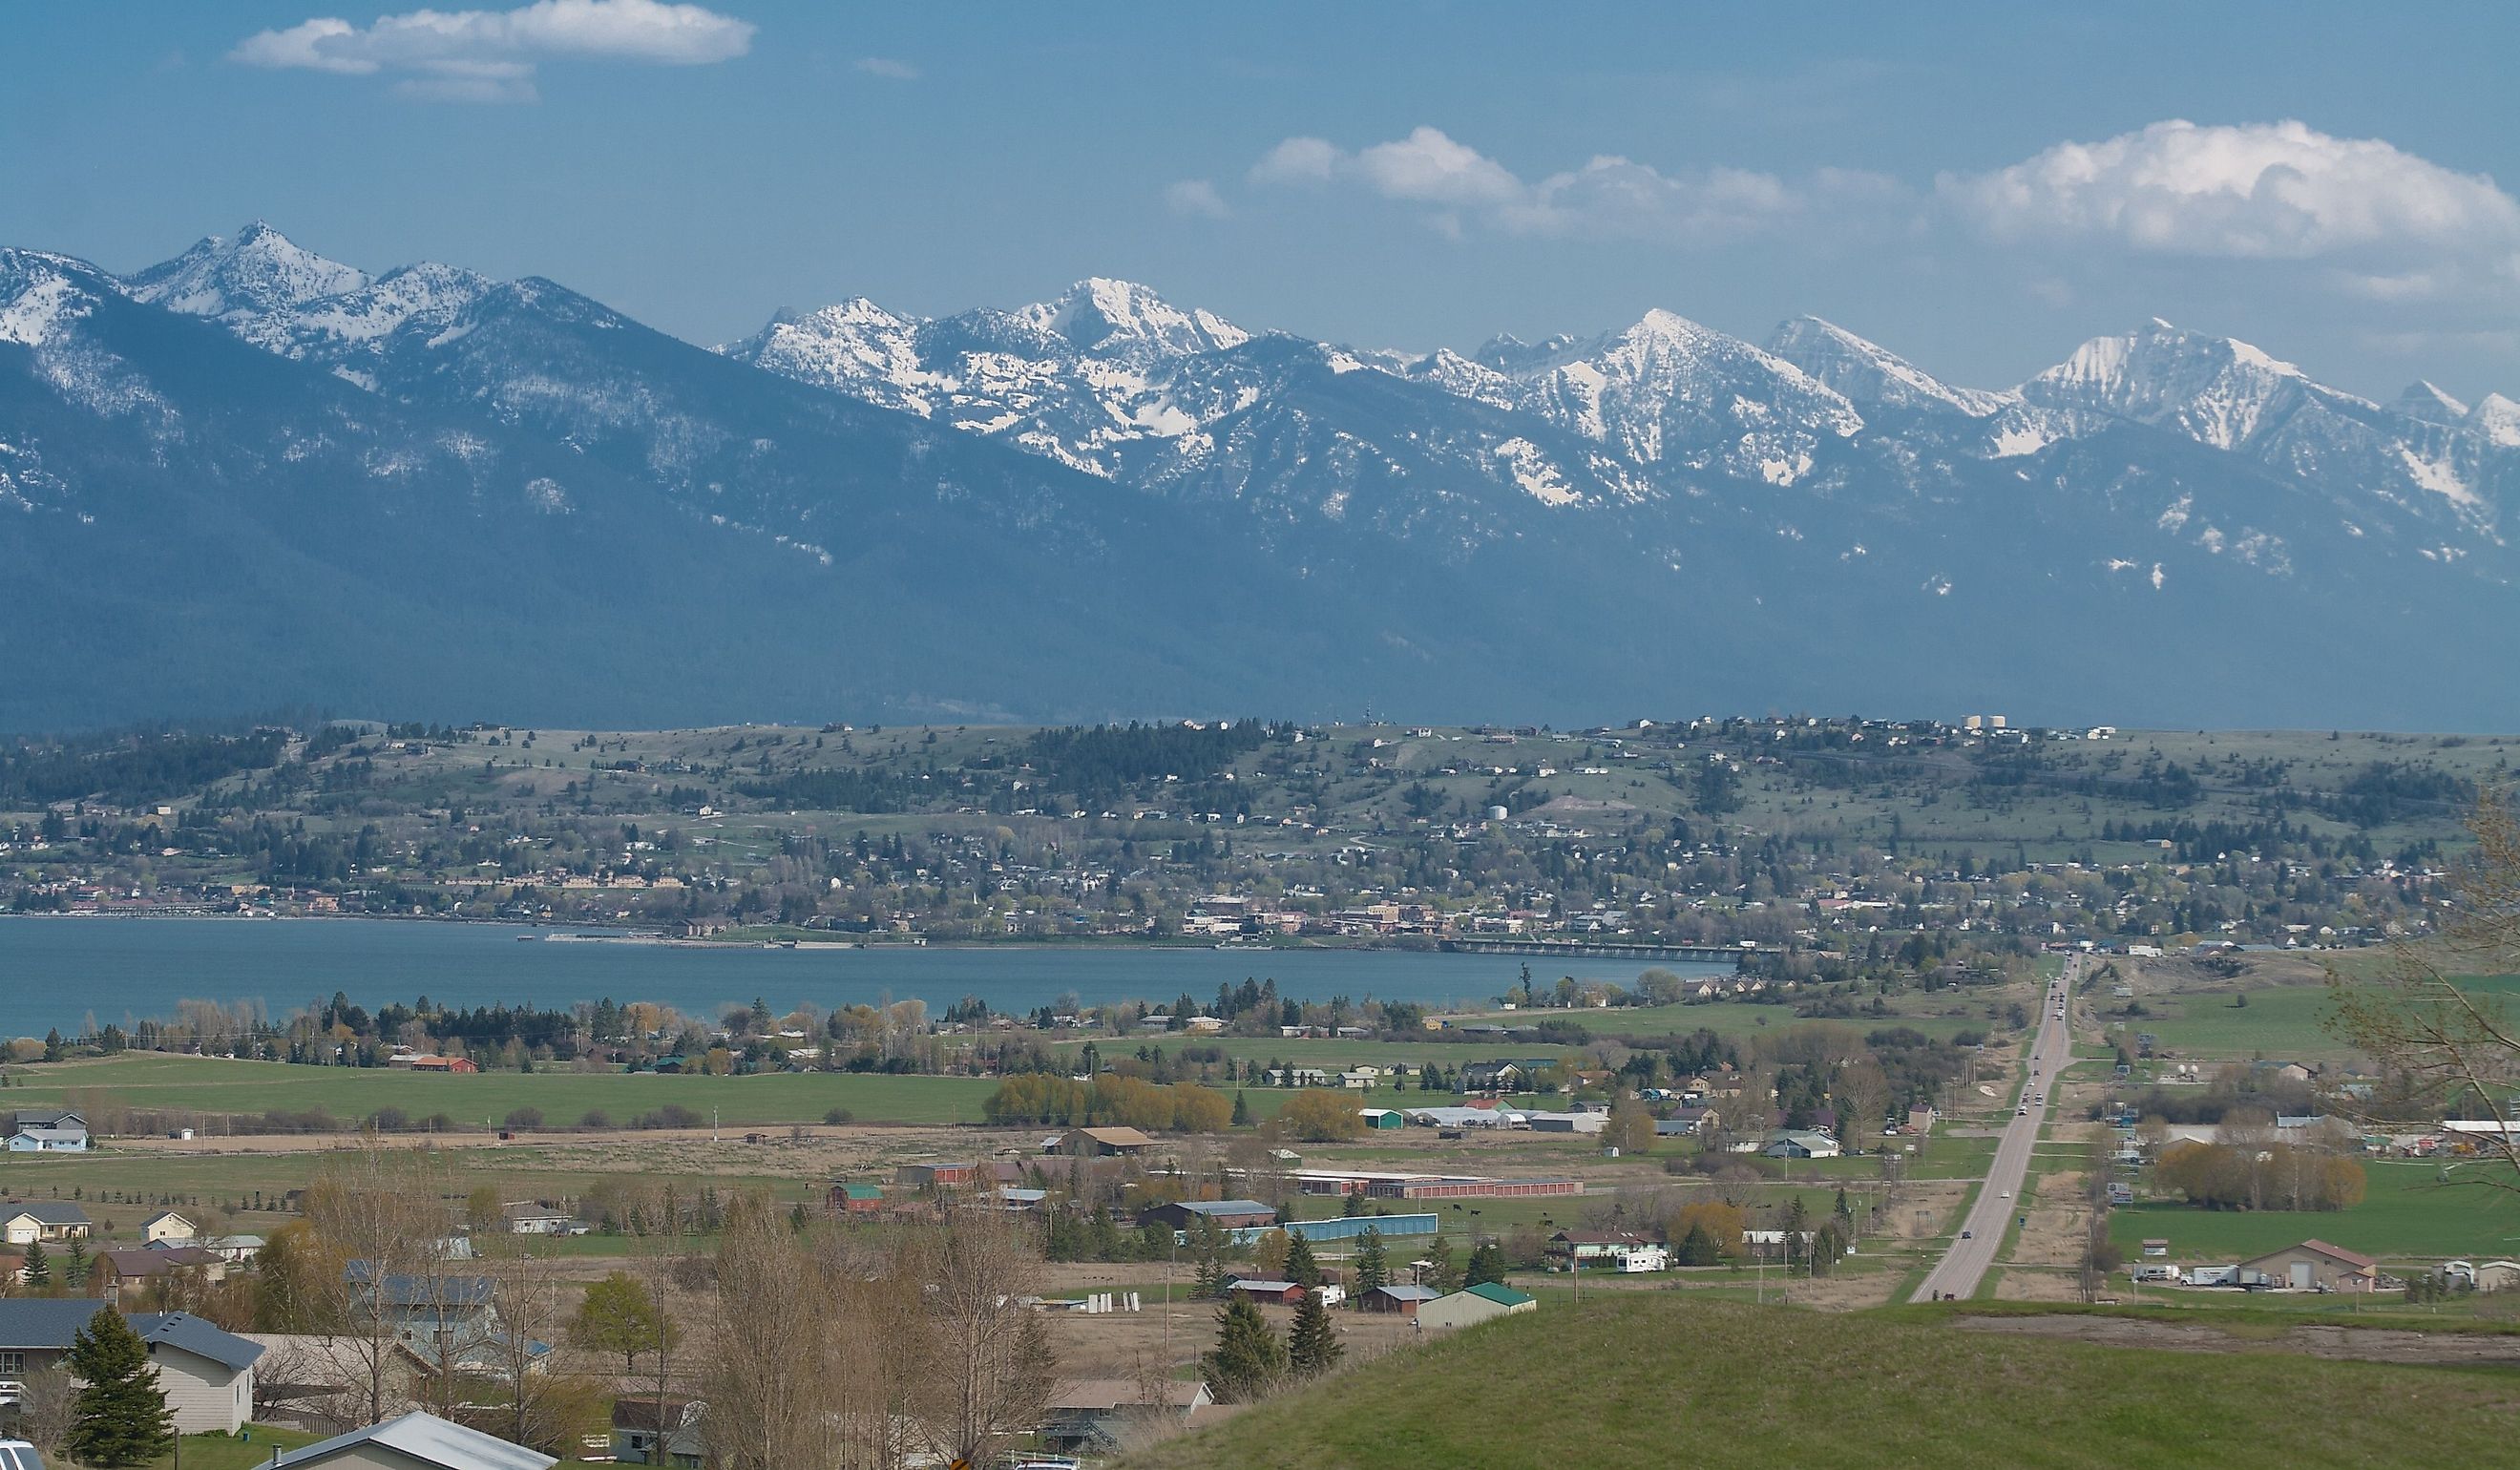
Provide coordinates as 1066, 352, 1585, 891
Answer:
911, 1208, 1058, 1468
2330, 789, 2520, 1190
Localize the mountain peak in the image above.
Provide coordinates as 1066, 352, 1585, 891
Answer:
2392, 379, 2472, 426
1018, 277, 1248, 359
125, 221, 368, 322
1767, 315, 2007, 417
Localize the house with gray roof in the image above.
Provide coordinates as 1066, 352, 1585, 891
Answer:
6, 1111, 87, 1153
0, 1301, 262, 1432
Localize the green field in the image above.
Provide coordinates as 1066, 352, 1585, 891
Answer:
9, 1053, 1001, 1126
2116, 982, 2350, 1062
1130, 1294, 2520, 1470
2112, 1161, 2520, 1265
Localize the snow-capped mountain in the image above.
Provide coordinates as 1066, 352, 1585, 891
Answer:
1765, 316, 2010, 418
4, 220, 2516, 731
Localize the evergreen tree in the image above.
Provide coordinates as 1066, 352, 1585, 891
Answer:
1675, 1223, 1721, 1267
1783, 1196, 1813, 1274
1341, 1190, 1367, 1219
1354, 1228, 1389, 1293
1202, 1294, 1285, 1403
64, 1236, 89, 1289
1282, 1232, 1323, 1289
1230, 1090, 1251, 1126
1464, 1240, 1507, 1288
1834, 1186, 1855, 1233
21, 1238, 49, 1289
64, 1307, 176, 1467
1286, 1288, 1342, 1376
1422, 1228, 1460, 1292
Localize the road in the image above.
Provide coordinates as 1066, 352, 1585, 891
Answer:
1910, 954, 2082, 1303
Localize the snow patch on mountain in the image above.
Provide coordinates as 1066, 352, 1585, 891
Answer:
2472, 393, 2520, 448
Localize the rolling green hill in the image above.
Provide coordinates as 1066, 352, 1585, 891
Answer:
1132, 1295, 2520, 1470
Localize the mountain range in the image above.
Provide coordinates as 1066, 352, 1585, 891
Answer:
4, 222, 2514, 731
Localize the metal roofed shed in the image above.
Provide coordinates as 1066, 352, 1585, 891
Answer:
272, 1409, 557, 1469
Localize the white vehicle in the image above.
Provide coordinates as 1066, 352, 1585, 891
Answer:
1999, 1189, 2012, 1199
0, 1441, 48, 1470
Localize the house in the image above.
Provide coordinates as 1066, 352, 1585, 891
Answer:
271, 1409, 556, 1470
400, 1056, 479, 1075
238, 1333, 429, 1434
1547, 1231, 1667, 1272
1058, 1126, 1154, 1157
1762, 1130, 1841, 1160
93, 1246, 227, 1300
1906, 1105, 1937, 1136
139, 1210, 197, 1245
1357, 1108, 1405, 1130
1040, 1380, 1213, 1454
193, 1234, 266, 1265
894, 1162, 981, 1188
6, 1110, 89, 1153
0, 1203, 93, 1245
1223, 1278, 1306, 1305
1357, 1284, 1441, 1316
0, 1301, 262, 1433
612, 1394, 706, 1467
2236, 1240, 2380, 1292
498, 1202, 577, 1235
827, 1182, 886, 1215
345, 1264, 503, 1354
1264, 1067, 1333, 1087
1339, 1067, 1386, 1091
2141, 1238, 2170, 1258
1141, 1200, 1278, 1233
1655, 1107, 1716, 1138
1417, 1282, 1537, 1329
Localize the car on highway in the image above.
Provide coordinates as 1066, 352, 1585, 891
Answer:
1961, 1229, 1973, 1239
2017, 1106, 2028, 1116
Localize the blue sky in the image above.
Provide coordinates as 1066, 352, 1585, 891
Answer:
9, 1, 2518, 399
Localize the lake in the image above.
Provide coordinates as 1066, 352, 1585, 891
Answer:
0, 916, 1729, 1036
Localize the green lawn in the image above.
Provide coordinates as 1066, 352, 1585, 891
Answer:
1130, 1294, 2520, 1470
2112, 1161, 2520, 1265
10, 1053, 1001, 1125
145, 1425, 322, 1470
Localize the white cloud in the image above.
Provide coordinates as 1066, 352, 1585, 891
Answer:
1940, 119, 2520, 301
1165, 178, 1229, 220
231, 0, 753, 102
1249, 126, 1899, 242
854, 56, 919, 81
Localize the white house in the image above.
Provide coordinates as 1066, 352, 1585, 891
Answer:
5, 1111, 88, 1153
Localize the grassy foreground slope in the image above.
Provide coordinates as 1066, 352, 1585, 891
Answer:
1135, 1297, 2520, 1470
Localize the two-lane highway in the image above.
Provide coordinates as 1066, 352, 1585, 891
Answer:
1910, 954, 2082, 1302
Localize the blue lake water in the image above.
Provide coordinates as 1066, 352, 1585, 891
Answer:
0, 917, 1726, 1035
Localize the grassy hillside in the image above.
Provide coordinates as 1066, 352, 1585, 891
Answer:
1133, 1295, 2520, 1470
